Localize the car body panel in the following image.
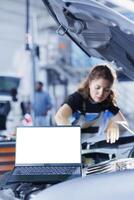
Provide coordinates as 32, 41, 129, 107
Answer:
31, 170, 134, 200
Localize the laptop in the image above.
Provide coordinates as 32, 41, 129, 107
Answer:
8, 126, 82, 183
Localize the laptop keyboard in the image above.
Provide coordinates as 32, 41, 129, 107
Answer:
13, 166, 80, 175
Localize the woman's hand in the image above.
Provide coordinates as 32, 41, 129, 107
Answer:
106, 121, 119, 143
106, 111, 128, 143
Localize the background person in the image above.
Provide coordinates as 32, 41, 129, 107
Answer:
55, 65, 128, 144
6, 88, 23, 137
34, 81, 53, 126
20, 95, 31, 116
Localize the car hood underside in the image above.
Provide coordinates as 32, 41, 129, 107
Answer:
42, 0, 134, 80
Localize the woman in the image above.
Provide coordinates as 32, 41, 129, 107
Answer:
55, 65, 128, 144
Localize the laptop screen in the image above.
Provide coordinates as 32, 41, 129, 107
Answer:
15, 126, 81, 165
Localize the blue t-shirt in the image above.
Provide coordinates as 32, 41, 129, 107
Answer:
34, 91, 52, 116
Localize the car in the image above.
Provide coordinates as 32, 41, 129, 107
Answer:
29, 0, 134, 199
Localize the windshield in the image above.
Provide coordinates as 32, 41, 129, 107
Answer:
0, 76, 20, 95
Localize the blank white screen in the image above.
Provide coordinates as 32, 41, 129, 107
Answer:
16, 127, 81, 164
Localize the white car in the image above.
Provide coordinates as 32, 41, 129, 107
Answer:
30, 0, 134, 199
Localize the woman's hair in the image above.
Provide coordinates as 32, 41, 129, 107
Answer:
77, 64, 117, 103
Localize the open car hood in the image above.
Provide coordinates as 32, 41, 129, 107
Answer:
42, 0, 134, 80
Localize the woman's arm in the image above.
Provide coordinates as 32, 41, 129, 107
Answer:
106, 111, 128, 143
55, 104, 73, 125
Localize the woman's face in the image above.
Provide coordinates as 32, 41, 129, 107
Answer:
89, 78, 112, 103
